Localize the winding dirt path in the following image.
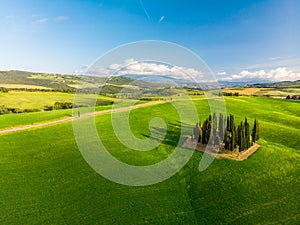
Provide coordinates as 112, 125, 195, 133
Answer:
0, 100, 166, 135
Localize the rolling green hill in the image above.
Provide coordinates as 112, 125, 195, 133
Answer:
0, 70, 178, 97
0, 97, 299, 224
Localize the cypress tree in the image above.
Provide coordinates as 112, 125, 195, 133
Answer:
251, 120, 255, 143
251, 119, 259, 142
214, 133, 221, 147
244, 118, 251, 148
200, 124, 203, 143
194, 123, 200, 143
231, 128, 235, 151
207, 119, 211, 144
226, 116, 230, 132
212, 113, 217, 145
193, 127, 196, 141
224, 131, 230, 150
219, 114, 224, 141
241, 122, 245, 151
213, 113, 217, 135
237, 121, 245, 152
235, 123, 239, 146
237, 123, 242, 152
202, 120, 207, 144
256, 119, 259, 141
230, 114, 235, 133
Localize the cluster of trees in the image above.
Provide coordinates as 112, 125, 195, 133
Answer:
223, 92, 239, 96
140, 97, 165, 101
286, 95, 300, 100
0, 102, 78, 114
44, 102, 74, 111
43, 102, 75, 111
54, 102, 74, 110
8, 88, 76, 93
0, 86, 77, 93
44, 99, 113, 111
192, 113, 259, 152
0, 105, 40, 115
0, 87, 9, 93
187, 88, 204, 96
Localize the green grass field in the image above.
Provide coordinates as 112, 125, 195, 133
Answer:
0, 98, 155, 130
0, 97, 299, 224
0, 109, 73, 129
0, 105, 114, 130
0, 91, 152, 130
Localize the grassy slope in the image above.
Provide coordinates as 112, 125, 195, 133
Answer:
0, 98, 153, 130
0, 105, 113, 130
0, 109, 73, 129
0, 97, 299, 224
0, 91, 115, 129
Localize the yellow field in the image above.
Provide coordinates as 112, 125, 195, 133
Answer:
0, 91, 74, 109
224, 88, 262, 95
0, 84, 51, 89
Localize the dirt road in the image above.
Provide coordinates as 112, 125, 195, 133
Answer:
0, 100, 166, 135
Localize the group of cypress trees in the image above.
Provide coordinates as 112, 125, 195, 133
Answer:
192, 113, 259, 152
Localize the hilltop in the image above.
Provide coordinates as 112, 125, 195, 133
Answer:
0, 70, 180, 97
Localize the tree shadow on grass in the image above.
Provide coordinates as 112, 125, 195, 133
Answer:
170, 120, 194, 130
141, 121, 194, 147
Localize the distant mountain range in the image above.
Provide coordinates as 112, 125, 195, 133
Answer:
122, 74, 300, 89
1, 70, 299, 89
122, 74, 198, 86
247, 80, 300, 88
214, 79, 300, 88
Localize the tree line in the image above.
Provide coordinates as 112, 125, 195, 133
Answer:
0, 86, 76, 93
286, 95, 300, 100
222, 92, 239, 96
192, 113, 259, 152
0, 87, 9, 93
0, 105, 40, 115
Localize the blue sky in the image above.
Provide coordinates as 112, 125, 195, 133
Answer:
1, 0, 299, 81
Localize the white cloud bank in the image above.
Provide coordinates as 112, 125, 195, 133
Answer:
88, 58, 204, 79
222, 67, 300, 82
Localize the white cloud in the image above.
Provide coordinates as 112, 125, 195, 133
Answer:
158, 16, 165, 23
33, 18, 48, 24
88, 58, 204, 79
56, 16, 69, 21
73, 65, 90, 75
242, 56, 300, 71
217, 71, 226, 75
222, 67, 300, 82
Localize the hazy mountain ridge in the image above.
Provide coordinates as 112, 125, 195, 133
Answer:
1, 70, 300, 90
248, 80, 300, 88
